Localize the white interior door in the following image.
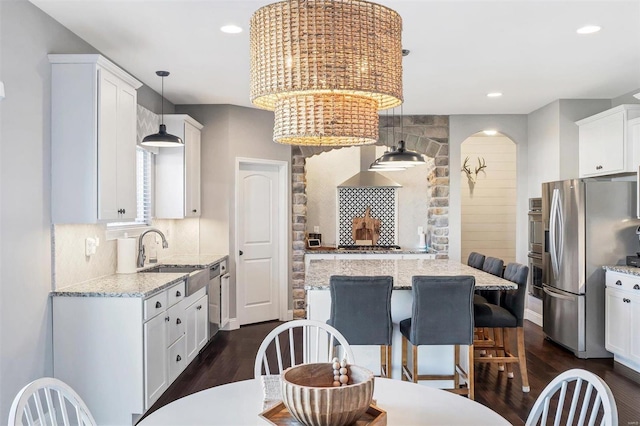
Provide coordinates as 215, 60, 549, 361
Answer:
237, 162, 281, 325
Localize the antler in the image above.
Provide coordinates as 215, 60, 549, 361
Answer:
475, 157, 487, 175
461, 157, 475, 183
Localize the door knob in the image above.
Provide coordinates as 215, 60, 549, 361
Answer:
239, 250, 244, 256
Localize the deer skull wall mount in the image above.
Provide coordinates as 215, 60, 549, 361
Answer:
461, 156, 487, 185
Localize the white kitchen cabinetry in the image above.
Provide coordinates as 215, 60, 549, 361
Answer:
156, 115, 203, 219
577, 105, 640, 178
605, 271, 640, 373
49, 54, 142, 223
53, 280, 186, 425
184, 287, 209, 363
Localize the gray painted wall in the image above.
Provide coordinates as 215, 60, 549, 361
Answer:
611, 88, 640, 107
175, 104, 291, 319
0, 0, 98, 420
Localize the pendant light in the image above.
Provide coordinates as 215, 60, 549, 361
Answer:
376, 105, 425, 167
369, 113, 407, 171
141, 71, 183, 147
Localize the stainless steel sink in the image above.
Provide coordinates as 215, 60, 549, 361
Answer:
140, 265, 209, 296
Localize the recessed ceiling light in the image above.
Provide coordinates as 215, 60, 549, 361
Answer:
221, 24, 243, 34
576, 25, 601, 34
487, 92, 502, 98
483, 130, 498, 136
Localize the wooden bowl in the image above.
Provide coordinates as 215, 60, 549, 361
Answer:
280, 363, 374, 426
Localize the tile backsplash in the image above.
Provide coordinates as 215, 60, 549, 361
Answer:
338, 187, 397, 246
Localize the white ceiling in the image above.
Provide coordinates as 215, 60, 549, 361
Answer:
29, 0, 640, 115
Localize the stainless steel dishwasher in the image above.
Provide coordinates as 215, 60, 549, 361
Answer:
208, 260, 229, 338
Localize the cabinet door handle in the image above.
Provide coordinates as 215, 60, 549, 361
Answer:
176, 355, 182, 362
616, 280, 622, 286
596, 165, 603, 170
239, 250, 244, 256
634, 284, 640, 290
165, 316, 170, 322
192, 209, 197, 213
176, 290, 182, 297
156, 301, 162, 309
197, 305, 202, 310
176, 318, 182, 325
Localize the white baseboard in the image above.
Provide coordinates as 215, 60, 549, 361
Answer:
222, 318, 240, 331
285, 310, 293, 321
525, 308, 543, 327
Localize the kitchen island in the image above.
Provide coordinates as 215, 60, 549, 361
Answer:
305, 258, 517, 382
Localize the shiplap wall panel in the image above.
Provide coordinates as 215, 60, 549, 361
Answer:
461, 135, 517, 265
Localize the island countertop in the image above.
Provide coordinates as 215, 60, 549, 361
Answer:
305, 258, 517, 290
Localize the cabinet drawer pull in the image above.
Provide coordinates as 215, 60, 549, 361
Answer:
176, 290, 182, 297
634, 284, 640, 290
155, 301, 162, 309
165, 316, 170, 322
196, 305, 202, 310
176, 355, 182, 362
176, 318, 182, 325
596, 165, 603, 170
192, 209, 197, 213
616, 280, 622, 286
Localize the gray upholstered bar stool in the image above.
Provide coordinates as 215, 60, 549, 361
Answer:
400, 275, 476, 399
467, 252, 485, 269
478, 256, 504, 305
328, 275, 393, 377
474, 262, 530, 392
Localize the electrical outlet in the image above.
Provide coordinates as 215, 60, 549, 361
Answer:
314, 226, 320, 233
417, 226, 424, 235
85, 237, 97, 256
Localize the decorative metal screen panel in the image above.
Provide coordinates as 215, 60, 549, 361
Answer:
338, 187, 396, 245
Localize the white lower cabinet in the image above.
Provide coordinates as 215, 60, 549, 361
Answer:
53, 280, 188, 425
604, 271, 640, 373
185, 289, 209, 363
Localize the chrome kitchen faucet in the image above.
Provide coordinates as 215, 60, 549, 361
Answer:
137, 228, 169, 267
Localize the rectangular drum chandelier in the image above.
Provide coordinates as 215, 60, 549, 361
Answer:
250, 0, 403, 146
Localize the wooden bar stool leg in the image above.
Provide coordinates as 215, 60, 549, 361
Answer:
503, 328, 514, 378
517, 327, 530, 392
495, 328, 505, 370
454, 345, 460, 389
386, 345, 392, 379
412, 344, 418, 383
468, 345, 474, 400
401, 336, 408, 381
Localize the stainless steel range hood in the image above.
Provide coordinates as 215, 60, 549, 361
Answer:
338, 146, 402, 188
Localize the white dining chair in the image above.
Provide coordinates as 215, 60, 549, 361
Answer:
8, 377, 97, 426
525, 369, 618, 426
253, 319, 355, 377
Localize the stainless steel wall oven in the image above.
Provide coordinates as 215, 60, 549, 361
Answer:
528, 197, 543, 298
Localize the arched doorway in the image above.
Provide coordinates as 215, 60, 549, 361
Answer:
460, 132, 517, 264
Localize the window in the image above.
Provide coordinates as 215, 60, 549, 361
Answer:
108, 147, 153, 229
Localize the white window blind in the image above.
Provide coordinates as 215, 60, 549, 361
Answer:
108, 147, 153, 228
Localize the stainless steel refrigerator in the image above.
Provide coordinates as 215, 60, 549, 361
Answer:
542, 179, 638, 358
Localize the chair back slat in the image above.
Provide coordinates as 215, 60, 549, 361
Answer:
43, 387, 56, 425
253, 320, 354, 378
57, 389, 71, 426
566, 378, 583, 425
525, 369, 617, 426
553, 381, 568, 426
33, 391, 45, 424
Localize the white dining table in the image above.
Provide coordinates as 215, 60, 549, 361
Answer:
138, 377, 510, 425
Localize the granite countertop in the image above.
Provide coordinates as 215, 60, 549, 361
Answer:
306, 248, 437, 255
305, 258, 517, 290
51, 253, 228, 298
603, 265, 640, 276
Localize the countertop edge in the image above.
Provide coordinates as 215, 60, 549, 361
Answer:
51, 275, 189, 298
603, 265, 640, 276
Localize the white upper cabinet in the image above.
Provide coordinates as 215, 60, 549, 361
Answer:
50, 54, 142, 223
577, 104, 640, 178
155, 115, 203, 219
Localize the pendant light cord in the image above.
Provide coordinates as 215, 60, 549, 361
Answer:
161, 75, 164, 125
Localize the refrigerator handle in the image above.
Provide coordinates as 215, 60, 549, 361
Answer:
549, 188, 560, 279
556, 189, 564, 267
543, 286, 575, 301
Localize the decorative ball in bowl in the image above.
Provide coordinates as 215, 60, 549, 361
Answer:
280, 362, 374, 426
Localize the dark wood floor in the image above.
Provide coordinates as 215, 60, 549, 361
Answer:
143, 321, 640, 425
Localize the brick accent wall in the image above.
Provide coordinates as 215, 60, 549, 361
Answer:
291, 115, 449, 318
